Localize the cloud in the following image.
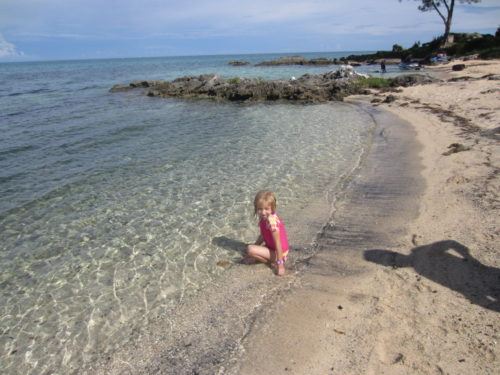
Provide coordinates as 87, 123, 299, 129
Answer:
0, 33, 24, 58
2, 0, 498, 40
0, 0, 498, 59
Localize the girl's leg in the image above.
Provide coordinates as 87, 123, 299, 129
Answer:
246, 244, 273, 264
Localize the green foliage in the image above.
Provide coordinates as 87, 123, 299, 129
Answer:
415, 0, 481, 12
347, 31, 499, 63
392, 44, 404, 53
346, 50, 400, 62
411, 41, 421, 49
227, 77, 241, 84
445, 33, 496, 56
400, 36, 442, 59
356, 77, 392, 89
479, 46, 500, 59
406, 1, 481, 46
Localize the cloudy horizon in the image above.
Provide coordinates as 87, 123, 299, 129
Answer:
1, 0, 498, 61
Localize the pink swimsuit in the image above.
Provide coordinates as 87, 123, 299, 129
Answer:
259, 213, 289, 252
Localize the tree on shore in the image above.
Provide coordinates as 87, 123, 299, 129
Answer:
403, 1, 481, 45
392, 44, 404, 52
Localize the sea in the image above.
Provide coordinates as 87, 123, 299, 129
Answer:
0, 52, 399, 374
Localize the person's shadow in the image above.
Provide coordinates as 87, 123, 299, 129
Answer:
212, 236, 247, 256
364, 240, 500, 312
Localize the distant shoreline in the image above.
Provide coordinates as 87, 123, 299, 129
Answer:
0, 50, 375, 65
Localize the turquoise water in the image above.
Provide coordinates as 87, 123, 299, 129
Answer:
0, 53, 377, 374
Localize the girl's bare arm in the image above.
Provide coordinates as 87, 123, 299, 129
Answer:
272, 231, 285, 276
272, 231, 283, 261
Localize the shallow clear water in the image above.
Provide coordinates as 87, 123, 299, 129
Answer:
0, 53, 375, 374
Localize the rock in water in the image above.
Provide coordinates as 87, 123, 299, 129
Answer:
110, 70, 434, 103
228, 60, 250, 66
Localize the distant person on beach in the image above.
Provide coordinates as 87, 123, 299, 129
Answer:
381, 60, 387, 73
245, 190, 289, 276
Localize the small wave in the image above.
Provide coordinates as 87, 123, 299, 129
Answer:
0, 161, 120, 220
88, 123, 159, 147
0, 111, 25, 118
67, 122, 161, 151
0, 171, 27, 184
7, 88, 53, 97
77, 85, 101, 91
109, 124, 149, 136
0, 144, 37, 158
28, 88, 53, 94
0, 175, 82, 219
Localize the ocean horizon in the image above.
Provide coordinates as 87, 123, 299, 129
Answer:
0, 50, 376, 65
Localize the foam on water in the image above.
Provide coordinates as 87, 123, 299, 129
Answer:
0, 55, 375, 374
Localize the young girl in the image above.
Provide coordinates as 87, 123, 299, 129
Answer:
246, 190, 289, 276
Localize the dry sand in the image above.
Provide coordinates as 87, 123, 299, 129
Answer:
234, 60, 499, 375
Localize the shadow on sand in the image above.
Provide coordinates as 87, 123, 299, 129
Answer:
212, 236, 247, 256
364, 240, 500, 312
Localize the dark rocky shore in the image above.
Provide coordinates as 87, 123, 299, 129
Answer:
255, 56, 337, 66
228, 60, 250, 66
227, 56, 350, 67
110, 70, 436, 103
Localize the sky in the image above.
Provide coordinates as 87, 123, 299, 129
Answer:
0, 0, 499, 61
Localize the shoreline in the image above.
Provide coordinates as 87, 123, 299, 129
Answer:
94, 60, 499, 375
94, 101, 420, 375
235, 60, 499, 375
90, 101, 376, 375
234, 101, 425, 375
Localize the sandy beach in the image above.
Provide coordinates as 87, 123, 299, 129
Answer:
92, 60, 499, 375
2, 1, 498, 372
234, 60, 499, 375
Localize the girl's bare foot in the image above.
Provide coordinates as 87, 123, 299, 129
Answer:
277, 264, 285, 276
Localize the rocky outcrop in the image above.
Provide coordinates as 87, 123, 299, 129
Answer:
228, 60, 250, 66
255, 56, 336, 66
228, 56, 406, 67
110, 69, 436, 103
109, 80, 165, 92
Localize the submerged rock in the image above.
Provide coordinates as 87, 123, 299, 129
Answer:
228, 60, 250, 66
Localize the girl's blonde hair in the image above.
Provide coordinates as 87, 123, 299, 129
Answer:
253, 190, 277, 215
